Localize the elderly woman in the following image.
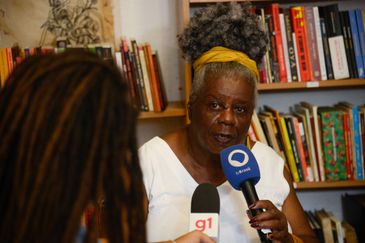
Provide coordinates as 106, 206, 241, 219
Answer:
139, 2, 318, 243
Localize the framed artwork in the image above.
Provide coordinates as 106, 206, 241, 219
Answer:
0, 0, 115, 48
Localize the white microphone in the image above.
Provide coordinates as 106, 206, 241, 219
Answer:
189, 183, 220, 241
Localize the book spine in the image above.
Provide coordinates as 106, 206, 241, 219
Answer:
320, 18, 334, 80
267, 14, 280, 83
292, 32, 302, 81
343, 112, 354, 180
145, 43, 162, 112
131, 40, 149, 111
283, 8, 299, 82
329, 35, 350, 80
279, 116, 300, 182
313, 6, 327, 80
271, 3, 288, 82
285, 116, 305, 181
122, 40, 140, 110
340, 11, 357, 79
294, 117, 314, 181
304, 6, 320, 81
355, 9, 365, 76
291, 6, 312, 81
279, 13, 292, 82
152, 52, 167, 110
138, 46, 155, 112
352, 106, 364, 180
349, 10, 365, 78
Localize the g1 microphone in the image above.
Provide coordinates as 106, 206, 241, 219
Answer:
189, 183, 220, 240
220, 144, 272, 243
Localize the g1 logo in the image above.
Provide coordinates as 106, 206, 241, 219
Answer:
195, 217, 212, 232
228, 149, 249, 167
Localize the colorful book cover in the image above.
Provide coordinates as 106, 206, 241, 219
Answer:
291, 6, 312, 81
318, 108, 347, 181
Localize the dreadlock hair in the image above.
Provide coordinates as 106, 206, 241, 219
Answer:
177, 1, 268, 105
0, 50, 145, 243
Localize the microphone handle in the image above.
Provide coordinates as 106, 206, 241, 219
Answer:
241, 180, 272, 243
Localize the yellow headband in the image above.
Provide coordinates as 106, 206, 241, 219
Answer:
193, 46, 259, 79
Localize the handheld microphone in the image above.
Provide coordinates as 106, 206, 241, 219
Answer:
220, 144, 272, 243
189, 183, 220, 240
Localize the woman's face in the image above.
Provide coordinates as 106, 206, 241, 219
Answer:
189, 75, 255, 155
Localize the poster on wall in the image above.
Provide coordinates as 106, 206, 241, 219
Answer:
0, 0, 115, 48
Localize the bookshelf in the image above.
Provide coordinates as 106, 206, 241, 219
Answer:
178, 0, 365, 191
258, 78, 365, 92
294, 180, 365, 190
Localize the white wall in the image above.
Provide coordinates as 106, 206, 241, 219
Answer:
114, 0, 365, 220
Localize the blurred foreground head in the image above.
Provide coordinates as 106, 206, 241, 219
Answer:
0, 50, 145, 243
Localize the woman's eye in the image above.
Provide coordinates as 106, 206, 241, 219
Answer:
234, 106, 247, 114
209, 101, 221, 110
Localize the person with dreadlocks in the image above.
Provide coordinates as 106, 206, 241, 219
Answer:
139, 2, 318, 243
0, 50, 213, 243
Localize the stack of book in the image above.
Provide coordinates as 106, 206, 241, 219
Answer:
0, 44, 114, 87
249, 103, 365, 183
305, 209, 358, 243
257, 3, 365, 83
115, 39, 167, 112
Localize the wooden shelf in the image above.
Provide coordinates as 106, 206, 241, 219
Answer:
189, 0, 341, 4
138, 101, 186, 119
294, 180, 365, 190
257, 79, 365, 92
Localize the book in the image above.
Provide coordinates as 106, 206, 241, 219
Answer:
283, 8, 299, 82
342, 221, 358, 243
293, 115, 314, 181
279, 13, 292, 82
315, 209, 335, 243
342, 111, 355, 180
284, 115, 305, 181
144, 43, 162, 112
300, 102, 324, 181
121, 39, 139, 109
266, 13, 280, 83
340, 11, 358, 79
319, 17, 334, 80
131, 39, 149, 111
264, 106, 300, 182
152, 51, 168, 111
259, 111, 286, 160
138, 45, 155, 111
319, 4, 350, 80
294, 106, 320, 181
313, 6, 327, 81
251, 110, 268, 144
267, 3, 288, 82
348, 10, 365, 78
305, 211, 324, 242
318, 107, 347, 181
291, 6, 312, 81
356, 9, 365, 77
304, 6, 321, 81
337, 102, 364, 180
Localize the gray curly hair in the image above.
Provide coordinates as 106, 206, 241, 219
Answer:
178, 2, 268, 104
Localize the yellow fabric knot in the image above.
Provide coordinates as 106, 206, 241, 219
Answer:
192, 46, 259, 80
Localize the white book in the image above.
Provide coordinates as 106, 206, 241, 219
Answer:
279, 13, 292, 82
328, 35, 350, 80
313, 6, 327, 80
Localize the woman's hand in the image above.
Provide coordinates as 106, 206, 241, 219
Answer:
248, 200, 292, 243
173, 230, 216, 243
